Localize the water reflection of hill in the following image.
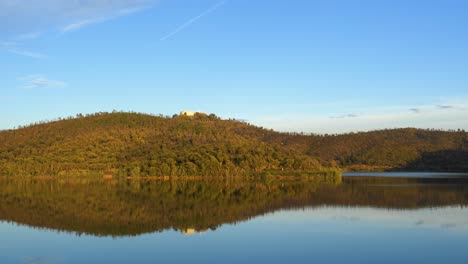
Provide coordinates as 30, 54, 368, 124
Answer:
0, 176, 467, 237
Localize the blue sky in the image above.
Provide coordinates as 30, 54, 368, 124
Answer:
1, 0, 467, 133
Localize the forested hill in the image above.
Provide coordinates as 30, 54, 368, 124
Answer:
0, 112, 322, 177
0, 112, 467, 177
307, 128, 468, 172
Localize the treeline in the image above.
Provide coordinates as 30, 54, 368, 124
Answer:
306, 128, 468, 171
0, 112, 323, 177
1, 112, 467, 177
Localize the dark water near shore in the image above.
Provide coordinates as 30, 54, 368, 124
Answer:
343, 171, 468, 178
1, 172, 468, 264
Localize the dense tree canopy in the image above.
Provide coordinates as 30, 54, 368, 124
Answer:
307, 128, 468, 171
0, 112, 322, 177
0, 112, 466, 177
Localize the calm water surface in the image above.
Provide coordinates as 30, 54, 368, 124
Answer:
343, 171, 468, 178
1, 173, 467, 264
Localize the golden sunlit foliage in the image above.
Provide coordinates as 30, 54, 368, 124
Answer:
307, 128, 468, 171
0, 112, 322, 177
0, 112, 466, 177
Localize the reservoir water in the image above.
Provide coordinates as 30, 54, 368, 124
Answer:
1, 172, 467, 264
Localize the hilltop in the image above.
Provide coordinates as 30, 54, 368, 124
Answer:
0, 112, 467, 177
0, 112, 323, 177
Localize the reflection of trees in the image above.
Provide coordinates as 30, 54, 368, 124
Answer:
0, 176, 467, 237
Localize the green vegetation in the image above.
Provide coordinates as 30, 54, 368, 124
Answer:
307, 128, 468, 172
0, 112, 467, 177
0, 112, 323, 177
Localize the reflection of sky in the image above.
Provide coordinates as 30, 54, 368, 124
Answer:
267, 206, 468, 233
1, 206, 468, 264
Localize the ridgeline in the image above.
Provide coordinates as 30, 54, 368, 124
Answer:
0, 112, 325, 177
307, 128, 468, 172
0, 112, 467, 177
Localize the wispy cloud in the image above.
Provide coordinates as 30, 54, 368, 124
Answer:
330, 114, 359, 119
62, 18, 102, 33
61, 5, 151, 33
7, 49, 48, 59
0, 1, 156, 36
1, 1, 155, 61
411, 104, 460, 113
1, 42, 48, 59
19, 75, 67, 89
437, 105, 455, 109
160, 0, 227, 41
253, 100, 468, 134
15, 32, 43, 40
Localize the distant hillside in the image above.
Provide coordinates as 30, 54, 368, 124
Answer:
0, 112, 322, 177
0, 112, 467, 177
307, 128, 468, 172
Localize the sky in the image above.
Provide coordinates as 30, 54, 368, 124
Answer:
1, 0, 467, 134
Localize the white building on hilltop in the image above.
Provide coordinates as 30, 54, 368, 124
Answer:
180, 110, 205, 117
180, 110, 196, 116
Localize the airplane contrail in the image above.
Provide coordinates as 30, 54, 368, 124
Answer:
160, 0, 227, 41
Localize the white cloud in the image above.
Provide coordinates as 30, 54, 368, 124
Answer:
252, 101, 468, 134
19, 75, 66, 89
0, 0, 156, 36
62, 18, 102, 33
160, 0, 227, 41
1, 1, 154, 58
15, 32, 43, 40
7, 49, 48, 59
61, 4, 150, 33
330, 114, 359, 119
437, 105, 455, 109
0, 42, 48, 59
